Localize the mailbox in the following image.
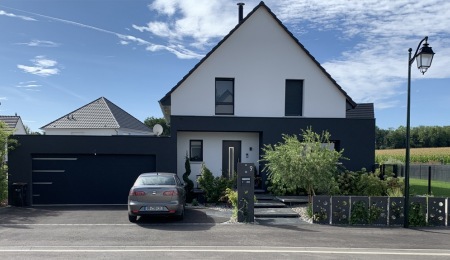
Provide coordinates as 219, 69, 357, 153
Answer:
237, 163, 255, 222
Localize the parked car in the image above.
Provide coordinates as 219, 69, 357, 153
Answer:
128, 172, 186, 222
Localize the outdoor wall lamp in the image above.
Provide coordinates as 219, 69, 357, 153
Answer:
404, 36, 435, 228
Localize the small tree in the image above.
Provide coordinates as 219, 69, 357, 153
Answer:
182, 153, 194, 202
0, 122, 18, 205
144, 117, 170, 136
262, 127, 345, 202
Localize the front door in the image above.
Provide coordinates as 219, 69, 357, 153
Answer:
222, 141, 241, 179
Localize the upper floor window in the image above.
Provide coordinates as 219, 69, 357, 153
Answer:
215, 78, 234, 115
285, 79, 303, 116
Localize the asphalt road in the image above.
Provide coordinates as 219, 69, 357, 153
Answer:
1, 205, 450, 259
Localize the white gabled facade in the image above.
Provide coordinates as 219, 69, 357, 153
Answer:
160, 2, 373, 185
170, 6, 347, 119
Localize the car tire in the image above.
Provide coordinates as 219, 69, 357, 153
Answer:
128, 214, 137, 223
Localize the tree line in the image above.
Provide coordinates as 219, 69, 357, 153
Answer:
376, 125, 450, 149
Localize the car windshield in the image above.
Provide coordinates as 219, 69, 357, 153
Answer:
136, 175, 176, 186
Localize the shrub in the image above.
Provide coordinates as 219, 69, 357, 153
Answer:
198, 164, 233, 204
182, 154, 195, 202
224, 188, 238, 218
356, 170, 387, 196
335, 170, 359, 195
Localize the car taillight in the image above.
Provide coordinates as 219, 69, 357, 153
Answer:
130, 190, 146, 196
163, 190, 178, 196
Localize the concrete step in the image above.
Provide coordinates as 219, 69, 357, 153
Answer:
254, 208, 299, 218
255, 194, 276, 201
254, 200, 286, 208
276, 196, 309, 205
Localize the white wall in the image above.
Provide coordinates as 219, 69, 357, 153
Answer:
14, 118, 26, 135
177, 132, 260, 184
171, 7, 347, 118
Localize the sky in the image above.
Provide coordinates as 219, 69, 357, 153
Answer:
1, 0, 449, 133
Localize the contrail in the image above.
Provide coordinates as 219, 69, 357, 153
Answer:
0, 5, 202, 59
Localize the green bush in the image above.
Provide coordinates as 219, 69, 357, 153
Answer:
409, 202, 427, 226
357, 171, 387, 196
198, 164, 233, 204
224, 188, 238, 218
335, 170, 359, 195
350, 201, 369, 225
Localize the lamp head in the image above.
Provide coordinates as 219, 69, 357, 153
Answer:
415, 38, 435, 74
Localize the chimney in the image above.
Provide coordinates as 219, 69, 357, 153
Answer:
237, 3, 245, 23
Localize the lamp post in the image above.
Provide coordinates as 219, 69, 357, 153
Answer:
404, 36, 435, 228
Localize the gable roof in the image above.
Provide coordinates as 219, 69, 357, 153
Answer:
0, 116, 21, 129
41, 97, 151, 132
159, 1, 356, 108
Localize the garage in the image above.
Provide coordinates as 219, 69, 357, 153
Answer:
32, 154, 156, 205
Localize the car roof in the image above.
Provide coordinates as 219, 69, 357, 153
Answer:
139, 172, 177, 177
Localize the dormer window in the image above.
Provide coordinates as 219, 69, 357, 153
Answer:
215, 78, 234, 115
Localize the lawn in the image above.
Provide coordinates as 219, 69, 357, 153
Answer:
410, 178, 450, 197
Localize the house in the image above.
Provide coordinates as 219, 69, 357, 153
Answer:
159, 2, 375, 188
7, 2, 375, 206
41, 97, 153, 136
0, 115, 26, 135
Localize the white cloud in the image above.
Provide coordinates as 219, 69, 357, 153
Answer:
134, 0, 237, 50
17, 40, 60, 47
17, 56, 60, 77
0, 9, 36, 21
269, 0, 450, 109
15, 81, 42, 89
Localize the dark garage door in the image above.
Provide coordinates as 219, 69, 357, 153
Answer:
32, 154, 156, 205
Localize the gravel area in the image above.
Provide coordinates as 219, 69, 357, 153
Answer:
290, 204, 313, 224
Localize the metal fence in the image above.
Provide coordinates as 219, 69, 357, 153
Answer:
381, 164, 450, 182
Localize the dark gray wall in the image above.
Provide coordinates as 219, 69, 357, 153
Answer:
8, 135, 176, 205
170, 116, 376, 187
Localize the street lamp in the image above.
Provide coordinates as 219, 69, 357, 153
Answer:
404, 36, 435, 228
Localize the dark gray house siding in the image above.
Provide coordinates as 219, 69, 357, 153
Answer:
8, 135, 176, 205
170, 115, 376, 188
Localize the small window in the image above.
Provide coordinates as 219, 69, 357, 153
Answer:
285, 79, 303, 116
190, 140, 203, 162
215, 78, 234, 115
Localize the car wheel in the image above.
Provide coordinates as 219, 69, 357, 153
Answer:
128, 214, 137, 223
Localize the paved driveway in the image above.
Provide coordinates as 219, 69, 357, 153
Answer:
0, 205, 232, 225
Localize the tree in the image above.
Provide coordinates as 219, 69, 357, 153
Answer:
261, 128, 345, 202
182, 153, 194, 202
144, 117, 170, 136
0, 121, 18, 205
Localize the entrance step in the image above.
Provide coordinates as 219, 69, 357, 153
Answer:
276, 196, 309, 206
255, 194, 275, 201
254, 208, 299, 218
255, 200, 286, 208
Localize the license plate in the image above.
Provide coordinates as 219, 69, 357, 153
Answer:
142, 206, 167, 212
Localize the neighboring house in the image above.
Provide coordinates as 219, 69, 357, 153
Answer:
41, 97, 153, 136
159, 2, 375, 187
0, 115, 26, 135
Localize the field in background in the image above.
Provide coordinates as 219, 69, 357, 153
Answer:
376, 147, 450, 164
410, 178, 450, 197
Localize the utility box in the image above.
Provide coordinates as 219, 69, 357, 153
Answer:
237, 163, 254, 222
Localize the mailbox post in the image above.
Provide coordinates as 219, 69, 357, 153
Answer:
237, 163, 255, 222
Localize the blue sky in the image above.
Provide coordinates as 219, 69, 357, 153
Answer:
1, 0, 449, 132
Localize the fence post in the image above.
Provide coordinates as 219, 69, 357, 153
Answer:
428, 166, 432, 195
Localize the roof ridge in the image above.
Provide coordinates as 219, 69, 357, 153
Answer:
103, 97, 151, 130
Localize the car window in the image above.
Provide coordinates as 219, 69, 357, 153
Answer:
136, 176, 176, 186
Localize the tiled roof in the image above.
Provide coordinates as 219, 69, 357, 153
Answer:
346, 103, 374, 119
159, 1, 356, 108
0, 116, 20, 129
41, 97, 151, 132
